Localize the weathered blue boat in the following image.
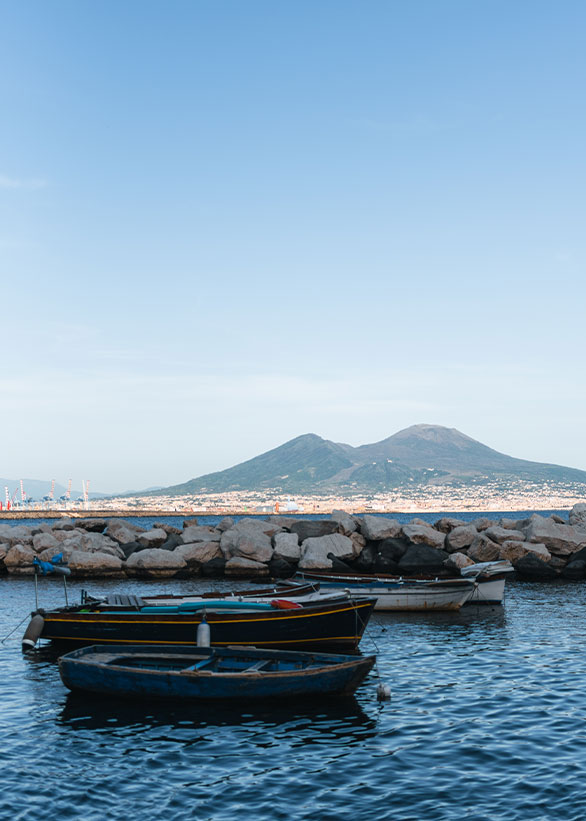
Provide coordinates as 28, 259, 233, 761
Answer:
58, 644, 376, 700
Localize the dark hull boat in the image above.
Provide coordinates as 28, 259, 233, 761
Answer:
30, 597, 377, 652
58, 644, 376, 700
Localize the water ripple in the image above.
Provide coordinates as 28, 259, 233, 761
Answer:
2, 577, 586, 819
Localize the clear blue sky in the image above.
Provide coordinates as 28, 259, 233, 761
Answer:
1, 0, 585, 492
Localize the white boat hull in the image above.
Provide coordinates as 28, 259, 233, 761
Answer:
465, 577, 506, 604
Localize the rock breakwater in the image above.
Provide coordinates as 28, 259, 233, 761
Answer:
1, 505, 586, 580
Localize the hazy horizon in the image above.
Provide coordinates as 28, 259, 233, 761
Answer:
2, 1, 585, 492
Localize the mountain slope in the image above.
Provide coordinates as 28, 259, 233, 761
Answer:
143, 424, 586, 496
157, 434, 355, 494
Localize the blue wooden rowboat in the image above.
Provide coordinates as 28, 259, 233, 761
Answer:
58, 644, 376, 700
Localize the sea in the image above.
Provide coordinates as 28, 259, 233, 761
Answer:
1, 511, 585, 820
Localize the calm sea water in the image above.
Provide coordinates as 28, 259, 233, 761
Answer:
1, 511, 585, 820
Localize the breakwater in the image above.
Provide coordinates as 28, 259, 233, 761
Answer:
1, 504, 585, 580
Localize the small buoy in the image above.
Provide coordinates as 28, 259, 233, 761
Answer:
197, 614, 210, 647
376, 682, 391, 701
22, 612, 45, 652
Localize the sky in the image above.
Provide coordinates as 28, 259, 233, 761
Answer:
1, 0, 585, 493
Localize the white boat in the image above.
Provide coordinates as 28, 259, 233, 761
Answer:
294, 571, 475, 611
460, 561, 514, 604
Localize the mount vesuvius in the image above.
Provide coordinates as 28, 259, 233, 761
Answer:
146, 425, 586, 496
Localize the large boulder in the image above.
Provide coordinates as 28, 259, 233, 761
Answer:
376, 537, 409, 563
273, 532, 301, 562
0, 525, 33, 546
225, 557, 269, 577
470, 518, 495, 531
398, 544, 448, 574
298, 533, 355, 570
330, 510, 358, 535
402, 524, 446, 550
500, 540, 551, 564
569, 504, 586, 528
125, 548, 186, 578
434, 517, 467, 533
4, 544, 36, 574
153, 522, 183, 536
354, 542, 378, 572
175, 541, 223, 570
137, 528, 169, 549
105, 522, 144, 545
53, 528, 86, 543
562, 559, 586, 580
32, 532, 60, 553
485, 526, 525, 545
444, 552, 475, 572
467, 534, 500, 563
52, 519, 75, 531
220, 529, 273, 563
514, 553, 559, 579
181, 525, 220, 544
290, 520, 340, 542
234, 518, 282, 539
67, 550, 124, 577
360, 515, 402, 541
445, 525, 478, 553
523, 515, 586, 556
77, 518, 107, 533
216, 517, 234, 532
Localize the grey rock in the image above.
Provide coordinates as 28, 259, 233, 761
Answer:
444, 552, 475, 572
137, 528, 169, 549
402, 524, 446, 549
376, 538, 409, 563
153, 522, 182, 536
445, 525, 478, 552
125, 548, 187, 578
67, 550, 124, 577
500, 540, 550, 564
176, 541, 223, 568
105, 522, 144, 545
200, 557, 226, 577
4, 544, 36, 573
160, 534, 184, 551
514, 553, 559, 579
434, 517, 467, 533
217, 517, 235, 532
183, 518, 199, 528
77, 518, 107, 533
569, 503, 586, 528
468, 535, 501, 563
562, 559, 586, 579
299, 534, 355, 570
330, 510, 358, 535
485, 526, 525, 545
0, 525, 33, 546
268, 556, 295, 578
32, 532, 60, 553
225, 557, 269, 577
470, 518, 495, 531
360, 515, 402, 541
290, 520, 340, 542
181, 525, 220, 544
234, 518, 282, 538
52, 519, 75, 531
524, 515, 586, 556
398, 544, 449, 574
550, 514, 566, 525
220, 529, 273, 563
273, 532, 301, 561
